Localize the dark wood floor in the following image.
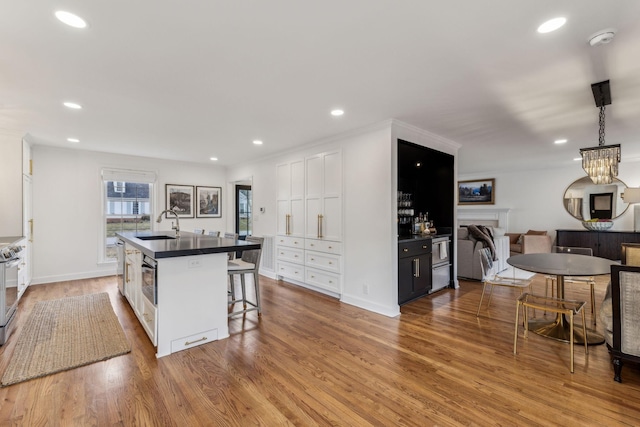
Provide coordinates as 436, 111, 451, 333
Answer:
1, 273, 639, 426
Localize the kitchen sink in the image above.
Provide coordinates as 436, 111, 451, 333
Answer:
135, 235, 177, 240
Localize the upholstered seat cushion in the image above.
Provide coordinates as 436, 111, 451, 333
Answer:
228, 260, 256, 271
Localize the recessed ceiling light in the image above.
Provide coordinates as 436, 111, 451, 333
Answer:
210, 157, 218, 161
63, 102, 82, 109
55, 11, 87, 29
67, 138, 80, 143
253, 140, 263, 145
537, 17, 566, 34
555, 139, 568, 144
331, 109, 344, 117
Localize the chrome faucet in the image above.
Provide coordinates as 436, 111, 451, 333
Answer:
156, 208, 180, 237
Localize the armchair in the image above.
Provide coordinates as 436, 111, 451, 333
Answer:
505, 230, 552, 256
600, 264, 640, 382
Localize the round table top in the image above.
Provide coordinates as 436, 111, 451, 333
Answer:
507, 253, 618, 277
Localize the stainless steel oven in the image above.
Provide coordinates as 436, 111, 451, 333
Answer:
141, 255, 157, 306
1, 245, 22, 345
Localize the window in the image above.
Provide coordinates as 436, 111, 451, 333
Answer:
102, 168, 156, 261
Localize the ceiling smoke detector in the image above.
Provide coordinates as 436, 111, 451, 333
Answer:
588, 29, 616, 46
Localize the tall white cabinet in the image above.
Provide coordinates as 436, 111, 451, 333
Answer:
21, 139, 32, 291
276, 150, 343, 296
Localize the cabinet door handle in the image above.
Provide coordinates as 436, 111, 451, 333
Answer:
125, 262, 131, 283
29, 219, 34, 242
414, 258, 420, 278
285, 214, 291, 235
317, 214, 324, 238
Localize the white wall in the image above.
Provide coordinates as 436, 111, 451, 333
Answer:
228, 120, 461, 317
458, 160, 640, 241
32, 146, 227, 284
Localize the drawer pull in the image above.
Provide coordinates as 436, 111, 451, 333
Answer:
328, 246, 333, 249
310, 258, 315, 261
329, 261, 333, 265
422, 245, 428, 249
329, 280, 333, 284
311, 275, 315, 278
403, 248, 409, 252
294, 255, 298, 258
185, 336, 208, 346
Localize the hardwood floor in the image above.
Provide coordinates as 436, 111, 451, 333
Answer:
1, 273, 639, 426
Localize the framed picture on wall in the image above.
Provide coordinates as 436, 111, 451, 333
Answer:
196, 186, 222, 218
165, 184, 194, 218
458, 178, 495, 205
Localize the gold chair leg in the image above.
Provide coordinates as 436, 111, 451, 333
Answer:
581, 308, 588, 356
514, 300, 521, 354
476, 283, 488, 317
590, 281, 596, 325
486, 284, 495, 309
569, 311, 574, 373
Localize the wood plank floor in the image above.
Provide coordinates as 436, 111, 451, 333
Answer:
1, 273, 639, 426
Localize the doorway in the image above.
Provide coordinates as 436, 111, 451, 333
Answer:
235, 184, 252, 238
590, 192, 613, 219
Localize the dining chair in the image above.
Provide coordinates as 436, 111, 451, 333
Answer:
515, 292, 588, 373
228, 236, 264, 318
476, 247, 533, 317
545, 246, 597, 324
208, 231, 220, 237
621, 243, 640, 266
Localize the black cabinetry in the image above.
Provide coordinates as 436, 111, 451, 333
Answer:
556, 229, 640, 260
398, 238, 432, 305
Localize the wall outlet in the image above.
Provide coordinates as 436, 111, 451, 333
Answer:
363, 284, 369, 295
188, 259, 202, 268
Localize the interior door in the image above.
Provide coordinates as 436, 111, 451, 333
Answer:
235, 185, 252, 238
590, 192, 613, 219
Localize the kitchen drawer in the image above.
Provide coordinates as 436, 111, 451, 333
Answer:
305, 239, 342, 255
432, 240, 450, 266
305, 267, 340, 293
399, 239, 432, 259
276, 235, 304, 249
140, 296, 157, 346
277, 261, 305, 281
277, 246, 304, 264
432, 264, 451, 292
305, 251, 340, 273
170, 328, 218, 353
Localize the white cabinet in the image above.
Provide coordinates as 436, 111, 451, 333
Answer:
16, 238, 28, 299
124, 244, 141, 310
276, 160, 305, 237
276, 150, 343, 296
305, 151, 342, 241
21, 139, 33, 292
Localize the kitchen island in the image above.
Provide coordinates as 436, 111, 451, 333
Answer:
116, 231, 260, 357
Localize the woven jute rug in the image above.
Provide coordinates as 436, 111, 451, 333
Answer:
1, 292, 130, 386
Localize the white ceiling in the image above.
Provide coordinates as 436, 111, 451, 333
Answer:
2, 1, 640, 174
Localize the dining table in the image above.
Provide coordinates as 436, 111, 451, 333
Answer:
507, 252, 618, 345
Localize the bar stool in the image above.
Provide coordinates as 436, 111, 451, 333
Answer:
228, 236, 263, 318
514, 293, 588, 373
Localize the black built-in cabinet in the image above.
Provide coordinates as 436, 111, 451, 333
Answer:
556, 229, 640, 260
397, 139, 454, 304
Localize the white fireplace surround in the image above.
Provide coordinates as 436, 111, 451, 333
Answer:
457, 208, 510, 231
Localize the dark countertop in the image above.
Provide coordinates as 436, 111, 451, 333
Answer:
116, 231, 260, 259
0, 236, 25, 247
398, 233, 451, 243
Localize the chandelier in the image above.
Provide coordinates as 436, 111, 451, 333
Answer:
580, 80, 620, 185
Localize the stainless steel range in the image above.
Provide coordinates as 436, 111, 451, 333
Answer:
1, 243, 23, 345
